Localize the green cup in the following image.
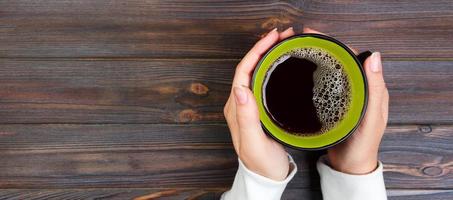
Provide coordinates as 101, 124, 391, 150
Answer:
251, 33, 370, 150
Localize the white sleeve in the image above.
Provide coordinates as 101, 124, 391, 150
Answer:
317, 155, 388, 200
221, 154, 297, 200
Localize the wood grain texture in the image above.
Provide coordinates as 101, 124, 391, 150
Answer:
0, 189, 226, 200
1, 189, 451, 200
1, 0, 453, 58
0, 124, 450, 189
386, 189, 453, 200
1, 0, 452, 197
0, 60, 452, 124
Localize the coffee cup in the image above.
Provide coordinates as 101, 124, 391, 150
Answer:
251, 33, 370, 150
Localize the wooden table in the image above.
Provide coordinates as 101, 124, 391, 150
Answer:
0, 1, 452, 199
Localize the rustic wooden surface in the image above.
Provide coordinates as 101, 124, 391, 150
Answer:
0, 0, 452, 199
0, 189, 452, 200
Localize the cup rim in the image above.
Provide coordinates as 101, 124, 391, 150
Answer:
251, 33, 368, 151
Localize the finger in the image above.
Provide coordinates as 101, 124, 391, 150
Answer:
303, 27, 324, 34
382, 88, 389, 123
233, 28, 280, 88
224, 96, 241, 152
303, 27, 359, 55
279, 27, 295, 40
363, 52, 387, 120
233, 86, 266, 140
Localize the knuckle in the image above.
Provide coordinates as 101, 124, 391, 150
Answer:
247, 50, 261, 62
223, 109, 230, 120
234, 65, 242, 74
223, 103, 232, 119
223, 105, 228, 116
254, 39, 264, 49
370, 82, 385, 88
369, 82, 387, 93
381, 85, 390, 100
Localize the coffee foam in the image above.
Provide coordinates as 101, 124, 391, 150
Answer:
272, 47, 351, 135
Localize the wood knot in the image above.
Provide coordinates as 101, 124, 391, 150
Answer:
418, 125, 432, 133
422, 166, 443, 176
178, 109, 202, 123
190, 83, 209, 95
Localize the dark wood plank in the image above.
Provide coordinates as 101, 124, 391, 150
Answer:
0, 189, 226, 200
1, 0, 453, 58
0, 60, 452, 124
379, 125, 452, 189
0, 124, 450, 189
384, 61, 453, 124
284, 0, 453, 59
387, 189, 453, 200
0, 189, 451, 200
284, 189, 453, 200
0, 59, 232, 124
0, 124, 236, 189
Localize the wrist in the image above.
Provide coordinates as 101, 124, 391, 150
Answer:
240, 154, 291, 181
270, 162, 291, 181
327, 152, 378, 175
246, 160, 290, 181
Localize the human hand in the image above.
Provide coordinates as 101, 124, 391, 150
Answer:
303, 28, 390, 174
223, 27, 296, 181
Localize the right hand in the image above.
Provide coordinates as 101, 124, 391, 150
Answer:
303, 28, 389, 174
327, 51, 389, 174
223, 27, 295, 181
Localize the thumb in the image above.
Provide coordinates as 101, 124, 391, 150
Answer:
233, 86, 264, 136
363, 52, 387, 119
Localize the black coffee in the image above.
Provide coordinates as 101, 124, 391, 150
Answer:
263, 48, 351, 135
264, 57, 322, 133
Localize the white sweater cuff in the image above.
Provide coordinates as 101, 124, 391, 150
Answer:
317, 155, 387, 200
221, 154, 297, 200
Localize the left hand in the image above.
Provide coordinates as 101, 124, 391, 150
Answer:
223, 27, 296, 181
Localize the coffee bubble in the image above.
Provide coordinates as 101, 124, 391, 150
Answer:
271, 47, 351, 135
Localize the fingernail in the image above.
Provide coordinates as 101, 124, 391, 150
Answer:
233, 86, 248, 105
371, 52, 382, 73
267, 28, 278, 36
286, 27, 293, 32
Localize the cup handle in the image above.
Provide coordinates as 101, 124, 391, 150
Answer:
357, 50, 372, 67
